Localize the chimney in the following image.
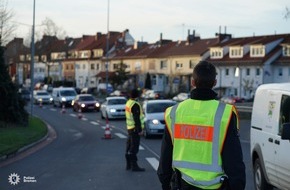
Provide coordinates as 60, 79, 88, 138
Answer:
159, 33, 163, 46
95, 32, 102, 40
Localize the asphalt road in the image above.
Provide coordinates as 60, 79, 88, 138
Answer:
0, 103, 254, 190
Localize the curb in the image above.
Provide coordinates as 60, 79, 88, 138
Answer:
0, 122, 57, 166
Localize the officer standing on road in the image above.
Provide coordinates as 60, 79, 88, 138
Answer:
157, 61, 246, 190
125, 88, 145, 172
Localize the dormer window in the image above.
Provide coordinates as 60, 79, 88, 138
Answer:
229, 47, 243, 58
250, 45, 265, 57
283, 45, 290, 56
210, 48, 223, 59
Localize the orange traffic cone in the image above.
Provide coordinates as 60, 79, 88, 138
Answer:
103, 119, 112, 139
78, 108, 83, 119
61, 104, 66, 114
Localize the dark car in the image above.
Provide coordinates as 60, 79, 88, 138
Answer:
18, 88, 31, 102
71, 94, 100, 112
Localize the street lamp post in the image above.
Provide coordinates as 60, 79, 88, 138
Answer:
30, 0, 36, 116
105, 0, 110, 96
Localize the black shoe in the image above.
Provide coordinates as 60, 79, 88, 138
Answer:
131, 162, 145, 172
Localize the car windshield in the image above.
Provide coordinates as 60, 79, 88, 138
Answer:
108, 99, 126, 105
147, 102, 175, 113
79, 96, 95, 101
37, 92, 49, 96
60, 90, 76, 96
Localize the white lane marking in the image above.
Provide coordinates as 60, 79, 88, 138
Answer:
70, 114, 77, 117
139, 145, 144, 150
50, 108, 57, 111
146, 157, 159, 171
81, 118, 88, 121
115, 133, 127, 139
90, 121, 99, 125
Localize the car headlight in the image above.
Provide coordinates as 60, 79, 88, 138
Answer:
81, 103, 85, 108
50, 97, 53, 101
109, 108, 116, 113
71, 100, 75, 106
150, 119, 159, 125
61, 97, 67, 102
95, 103, 100, 107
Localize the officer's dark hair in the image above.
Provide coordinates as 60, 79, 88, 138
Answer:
130, 88, 140, 99
193, 61, 217, 88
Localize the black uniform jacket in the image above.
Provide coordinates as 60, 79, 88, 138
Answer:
157, 88, 246, 190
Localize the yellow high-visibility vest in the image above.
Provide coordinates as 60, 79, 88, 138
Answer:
125, 99, 144, 130
165, 99, 238, 189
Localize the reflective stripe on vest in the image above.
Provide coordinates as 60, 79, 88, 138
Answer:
169, 101, 228, 187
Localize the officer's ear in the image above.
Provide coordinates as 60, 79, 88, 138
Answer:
213, 79, 217, 87
191, 79, 196, 88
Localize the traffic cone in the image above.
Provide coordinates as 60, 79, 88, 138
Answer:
103, 119, 112, 139
78, 108, 83, 119
61, 104, 66, 114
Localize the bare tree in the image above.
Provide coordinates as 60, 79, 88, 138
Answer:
285, 7, 290, 20
0, 0, 16, 45
23, 17, 67, 46
41, 17, 67, 39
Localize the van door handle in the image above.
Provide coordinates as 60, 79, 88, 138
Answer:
274, 140, 280, 145
268, 138, 273, 143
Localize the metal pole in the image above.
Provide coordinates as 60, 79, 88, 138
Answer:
105, 0, 110, 96
30, 0, 35, 116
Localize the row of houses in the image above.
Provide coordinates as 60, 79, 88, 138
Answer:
4, 29, 290, 99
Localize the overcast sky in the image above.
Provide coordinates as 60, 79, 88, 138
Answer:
8, 0, 290, 43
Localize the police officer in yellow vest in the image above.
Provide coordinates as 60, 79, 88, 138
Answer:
157, 61, 246, 190
125, 88, 145, 172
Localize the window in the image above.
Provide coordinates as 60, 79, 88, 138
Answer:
279, 95, 290, 135
246, 68, 250, 76
91, 63, 95, 70
189, 60, 195, 69
113, 64, 119, 70
66, 65, 69, 70
176, 62, 183, 69
160, 60, 167, 69
278, 68, 283, 76
283, 45, 290, 56
229, 47, 243, 58
256, 68, 260, 76
250, 46, 265, 57
225, 68, 229, 76
96, 63, 100, 70
210, 48, 223, 59
82, 64, 86, 70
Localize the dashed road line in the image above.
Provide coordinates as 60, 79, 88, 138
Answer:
115, 133, 127, 139
146, 157, 159, 171
90, 121, 99, 125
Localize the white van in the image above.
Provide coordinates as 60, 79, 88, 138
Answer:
52, 87, 77, 107
251, 83, 290, 190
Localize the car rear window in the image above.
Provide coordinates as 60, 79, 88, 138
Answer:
147, 102, 175, 113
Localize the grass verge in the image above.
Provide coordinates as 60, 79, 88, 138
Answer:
0, 117, 47, 157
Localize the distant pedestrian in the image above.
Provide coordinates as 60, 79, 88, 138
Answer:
125, 89, 145, 172
157, 61, 246, 189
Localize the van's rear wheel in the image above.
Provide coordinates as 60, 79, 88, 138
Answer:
254, 158, 273, 190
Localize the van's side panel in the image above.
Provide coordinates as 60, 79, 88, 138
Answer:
251, 88, 279, 185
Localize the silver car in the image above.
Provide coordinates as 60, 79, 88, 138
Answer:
100, 96, 127, 120
143, 99, 177, 138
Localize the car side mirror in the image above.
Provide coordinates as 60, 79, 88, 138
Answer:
281, 123, 290, 140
